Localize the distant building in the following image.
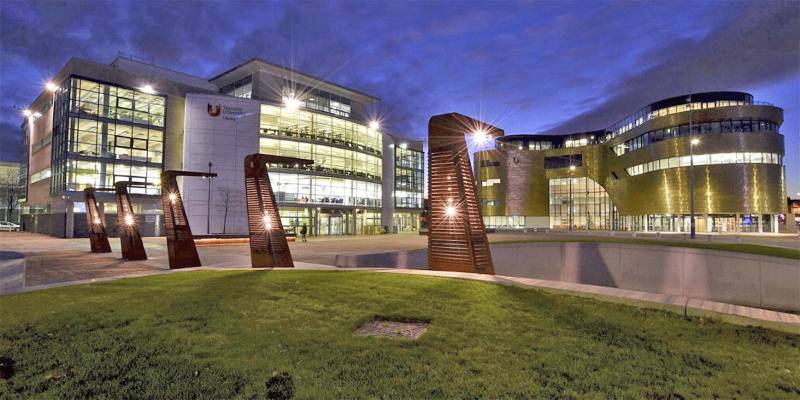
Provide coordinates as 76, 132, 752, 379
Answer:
0, 161, 21, 223
476, 92, 787, 233
788, 198, 800, 228
18, 56, 422, 237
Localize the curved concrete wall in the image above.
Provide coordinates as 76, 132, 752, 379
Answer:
335, 242, 800, 312
0, 251, 26, 294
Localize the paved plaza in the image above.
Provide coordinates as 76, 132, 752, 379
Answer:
1, 230, 797, 288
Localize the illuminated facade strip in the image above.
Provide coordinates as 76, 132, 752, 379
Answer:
626, 152, 782, 177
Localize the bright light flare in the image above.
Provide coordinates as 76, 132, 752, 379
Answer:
445, 205, 457, 217
23, 109, 32, 117
45, 82, 59, 92
140, 84, 155, 94
124, 214, 134, 226
282, 94, 302, 111
690, 138, 700, 145
94, 218, 101, 225
368, 120, 380, 130
263, 214, 273, 231
168, 193, 178, 204
33, 112, 41, 118
569, 165, 576, 171
471, 128, 490, 146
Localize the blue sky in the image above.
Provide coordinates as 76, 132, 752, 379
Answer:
1, 0, 798, 194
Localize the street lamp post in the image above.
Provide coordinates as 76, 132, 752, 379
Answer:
207, 161, 213, 235
569, 164, 576, 232
688, 96, 696, 239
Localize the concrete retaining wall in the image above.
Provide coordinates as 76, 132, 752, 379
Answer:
335, 242, 800, 312
0, 251, 26, 294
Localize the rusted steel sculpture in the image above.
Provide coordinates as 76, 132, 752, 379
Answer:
115, 181, 148, 261
244, 154, 313, 268
160, 170, 217, 269
427, 113, 502, 274
83, 187, 112, 253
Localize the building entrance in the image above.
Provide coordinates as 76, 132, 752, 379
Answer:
318, 210, 348, 235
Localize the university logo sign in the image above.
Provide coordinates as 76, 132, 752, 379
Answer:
207, 103, 221, 117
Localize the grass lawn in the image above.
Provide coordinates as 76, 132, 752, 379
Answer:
1, 270, 798, 399
494, 237, 800, 260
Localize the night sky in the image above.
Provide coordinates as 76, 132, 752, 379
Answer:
1, 0, 798, 194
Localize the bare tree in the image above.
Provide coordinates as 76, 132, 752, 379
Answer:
217, 187, 232, 234
0, 167, 22, 222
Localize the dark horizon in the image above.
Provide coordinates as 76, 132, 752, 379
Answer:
1, 0, 798, 193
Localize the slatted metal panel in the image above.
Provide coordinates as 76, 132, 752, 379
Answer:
83, 187, 111, 253
161, 171, 216, 269
114, 182, 147, 261
428, 113, 501, 274
244, 154, 313, 268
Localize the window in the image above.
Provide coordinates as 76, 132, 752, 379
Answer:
267, 172, 381, 207
549, 177, 617, 230
53, 77, 165, 194
616, 118, 780, 155
544, 154, 582, 169
259, 104, 381, 155
222, 76, 253, 99
626, 152, 782, 176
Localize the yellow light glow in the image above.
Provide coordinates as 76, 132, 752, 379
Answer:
569, 165, 576, 171
691, 138, 700, 145
369, 120, 380, 130
124, 214, 134, 226
445, 206, 457, 217
45, 82, 58, 92
23, 109, 32, 117
168, 193, 177, 204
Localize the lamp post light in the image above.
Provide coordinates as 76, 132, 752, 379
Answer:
207, 161, 213, 235
685, 96, 698, 240
568, 164, 576, 233
689, 138, 699, 239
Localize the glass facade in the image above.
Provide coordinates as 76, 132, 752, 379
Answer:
222, 76, 252, 99
626, 152, 782, 177
606, 96, 752, 139
295, 85, 352, 118
259, 103, 383, 208
394, 146, 423, 209
266, 171, 381, 207
258, 103, 385, 235
483, 215, 526, 229
260, 104, 381, 155
549, 177, 617, 230
614, 119, 781, 155
52, 77, 164, 195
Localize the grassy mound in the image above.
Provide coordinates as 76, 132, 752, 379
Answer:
1, 270, 798, 399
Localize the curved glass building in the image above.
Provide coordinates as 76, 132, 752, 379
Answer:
476, 92, 786, 233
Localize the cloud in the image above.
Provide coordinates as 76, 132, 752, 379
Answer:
550, 1, 800, 133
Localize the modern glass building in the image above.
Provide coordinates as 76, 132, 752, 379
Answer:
477, 92, 788, 233
18, 56, 422, 237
